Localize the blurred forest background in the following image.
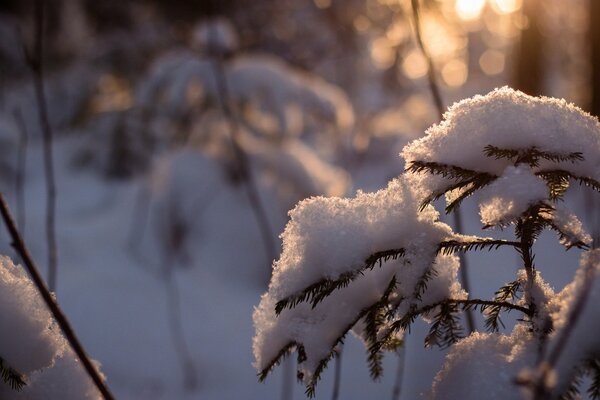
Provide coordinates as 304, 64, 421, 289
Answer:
0, 0, 599, 399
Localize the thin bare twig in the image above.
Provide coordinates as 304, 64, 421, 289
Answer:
410, 0, 475, 333
27, 0, 58, 291
0, 194, 114, 399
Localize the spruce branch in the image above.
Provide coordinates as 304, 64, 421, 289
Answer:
405, 160, 497, 212
0, 194, 114, 400
384, 298, 531, 346
588, 358, 600, 399
537, 169, 600, 197
275, 248, 405, 314
406, 160, 490, 181
258, 341, 300, 382
365, 277, 397, 380
438, 239, 521, 255
424, 301, 463, 348
483, 145, 584, 167
0, 356, 26, 391
262, 276, 400, 396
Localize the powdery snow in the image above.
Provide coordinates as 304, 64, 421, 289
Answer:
431, 326, 537, 400
253, 176, 467, 381
402, 87, 600, 209
476, 165, 548, 226
0, 256, 101, 399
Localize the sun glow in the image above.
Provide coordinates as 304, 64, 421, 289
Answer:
455, 0, 486, 21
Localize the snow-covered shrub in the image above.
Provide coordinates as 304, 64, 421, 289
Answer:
0, 255, 101, 399
253, 87, 600, 399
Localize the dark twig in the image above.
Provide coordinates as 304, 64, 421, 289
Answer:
410, 0, 474, 333
0, 194, 114, 399
27, 0, 58, 291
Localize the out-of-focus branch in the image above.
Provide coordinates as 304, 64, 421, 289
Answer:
26, 0, 58, 291
208, 49, 277, 266
13, 108, 28, 234
0, 194, 114, 400
410, 0, 475, 333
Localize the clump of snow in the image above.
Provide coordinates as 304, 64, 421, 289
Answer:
253, 176, 466, 380
0, 256, 63, 374
403, 87, 600, 177
431, 325, 537, 400
402, 87, 600, 206
0, 256, 101, 398
477, 165, 548, 226
551, 205, 592, 248
267, 176, 453, 300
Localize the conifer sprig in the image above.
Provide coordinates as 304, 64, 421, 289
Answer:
0, 357, 26, 391
483, 145, 584, 167
588, 358, 600, 399
438, 239, 520, 255
275, 248, 405, 314
406, 160, 498, 213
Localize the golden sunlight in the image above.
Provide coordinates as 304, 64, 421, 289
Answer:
455, 0, 486, 21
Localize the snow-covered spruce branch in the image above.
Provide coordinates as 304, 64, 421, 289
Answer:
275, 238, 519, 314
0, 194, 114, 399
254, 88, 600, 398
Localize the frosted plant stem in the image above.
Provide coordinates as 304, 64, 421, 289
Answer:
13, 108, 28, 235
391, 347, 405, 400
28, 0, 58, 292
410, 0, 474, 333
209, 53, 277, 265
0, 194, 115, 400
331, 345, 343, 400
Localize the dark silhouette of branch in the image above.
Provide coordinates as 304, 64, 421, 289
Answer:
391, 346, 405, 400
331, 345, 342, 400
13, 108, 28, 234
26, 0, 58, 291
410, 0, 474, 333
0, 194, 114, 400
281, 357, 294, 400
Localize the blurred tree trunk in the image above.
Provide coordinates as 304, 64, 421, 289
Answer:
587, 0, 600, 244
513, 0, 543, 95
589, 0, 600, 117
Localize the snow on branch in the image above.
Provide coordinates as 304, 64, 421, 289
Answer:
254, 87, 600, 398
